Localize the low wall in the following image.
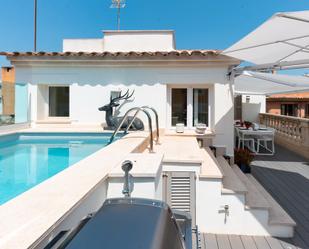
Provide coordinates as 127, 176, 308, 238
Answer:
0, 122, 30, 133
0, 131, 150, 249
259, 113, 309, 159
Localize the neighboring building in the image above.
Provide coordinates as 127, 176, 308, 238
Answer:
0, 67, 15, 115
266, 92, 309, 118
1, 30, 240, 154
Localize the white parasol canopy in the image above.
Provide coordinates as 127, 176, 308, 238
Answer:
235, 71, 309, 95
223, 11, 309, 69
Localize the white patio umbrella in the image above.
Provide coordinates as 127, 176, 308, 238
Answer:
223, 10, 309, 70
235, 71, 309, 95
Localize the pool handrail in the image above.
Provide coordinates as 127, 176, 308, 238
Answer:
124, 106, 159, 143
109, 107, 154, 152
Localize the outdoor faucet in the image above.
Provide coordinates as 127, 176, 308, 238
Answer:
218, 205, 229, 224
122, 160, 133, 197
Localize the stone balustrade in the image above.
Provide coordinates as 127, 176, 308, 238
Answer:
259, 113, 309, 159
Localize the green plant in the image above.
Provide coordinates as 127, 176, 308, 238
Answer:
234, 148, 254, 166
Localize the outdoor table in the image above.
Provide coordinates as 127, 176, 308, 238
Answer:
235, 126, 275, 155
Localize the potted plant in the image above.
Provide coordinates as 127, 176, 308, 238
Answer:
244, 121, 252, 129
234, 148, 254, 173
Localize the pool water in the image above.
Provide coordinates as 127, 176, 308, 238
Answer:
0, 133, 120, 205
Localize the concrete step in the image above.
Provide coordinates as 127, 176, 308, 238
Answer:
199, 148, 223, 179
247, 175, 296, 227
150, 136, 204, 164
216, 156, 247, 194
209, 145, 226, 157
232, 165, 270, 210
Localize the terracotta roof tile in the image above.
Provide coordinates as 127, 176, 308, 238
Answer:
0, 50, 221, 58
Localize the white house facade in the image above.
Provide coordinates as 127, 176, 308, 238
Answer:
5, 30, 240, 154
0, 30, 302, 248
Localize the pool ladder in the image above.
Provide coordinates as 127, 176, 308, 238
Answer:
109, 106, 159, 152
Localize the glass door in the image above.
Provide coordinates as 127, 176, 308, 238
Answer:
171, 88, 187, 126
49, 86, 70, 117
193, 89, 208, 126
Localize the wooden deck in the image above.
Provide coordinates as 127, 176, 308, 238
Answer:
200, 233, 298, 249
200, 144, 309, 249
251, 145, 309, 249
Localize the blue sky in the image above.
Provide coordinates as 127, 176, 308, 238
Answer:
0, 0, 309, 67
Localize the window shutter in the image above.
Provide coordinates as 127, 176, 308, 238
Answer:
163, 171, 196, 225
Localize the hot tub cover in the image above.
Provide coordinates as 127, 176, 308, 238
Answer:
64, 198, 187, 249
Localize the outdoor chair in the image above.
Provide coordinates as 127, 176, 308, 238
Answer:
235, 127, 256, 152
255, 128, 275, 155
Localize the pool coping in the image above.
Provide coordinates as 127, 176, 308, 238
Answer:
0, 130, 150, 249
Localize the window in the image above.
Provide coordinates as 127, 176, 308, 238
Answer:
193, 89, 209, 126
49, 86, 70, 117
171, 89, 187, 126
170, 87, 210, 127
280, 104, 298, 117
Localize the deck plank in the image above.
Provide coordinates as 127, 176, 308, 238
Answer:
240, 235, 258, 249
251, 145, 309, 248
200, 144, 309, 249
202, 234, 304, 249
228, 235, 244, 249
253, 167, 309, 244
265, 237, 284, 249
216, 234, 232, 249
254, 161, 309, 222
200, 233, 206, 249
253, 236, 271, 249
204, 233, 218, 249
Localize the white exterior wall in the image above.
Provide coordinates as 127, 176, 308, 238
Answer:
63, 30, 175, 53
213, 83, 234, 155
37, 85, 48, 120
28, 84, 38, 123
107, 177, 158, 200
103, 31, 175, 52
196, 178, 271, 235
63, 39, 103, 52
70, 83, 166, 126
242, 95, 266, 123
15, 65, 235, 153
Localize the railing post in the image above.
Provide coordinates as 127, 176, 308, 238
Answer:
300, 119, 309, 146
259, 114, 265, 125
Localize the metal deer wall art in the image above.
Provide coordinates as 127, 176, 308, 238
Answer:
98, 90, 144, 130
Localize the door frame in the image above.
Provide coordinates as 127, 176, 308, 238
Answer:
167, 85, 212, 130
48, 85, 70, 118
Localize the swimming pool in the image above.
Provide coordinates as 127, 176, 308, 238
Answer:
0, 132, 121, 205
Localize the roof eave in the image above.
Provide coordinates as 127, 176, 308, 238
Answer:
0, 51, 241, 66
